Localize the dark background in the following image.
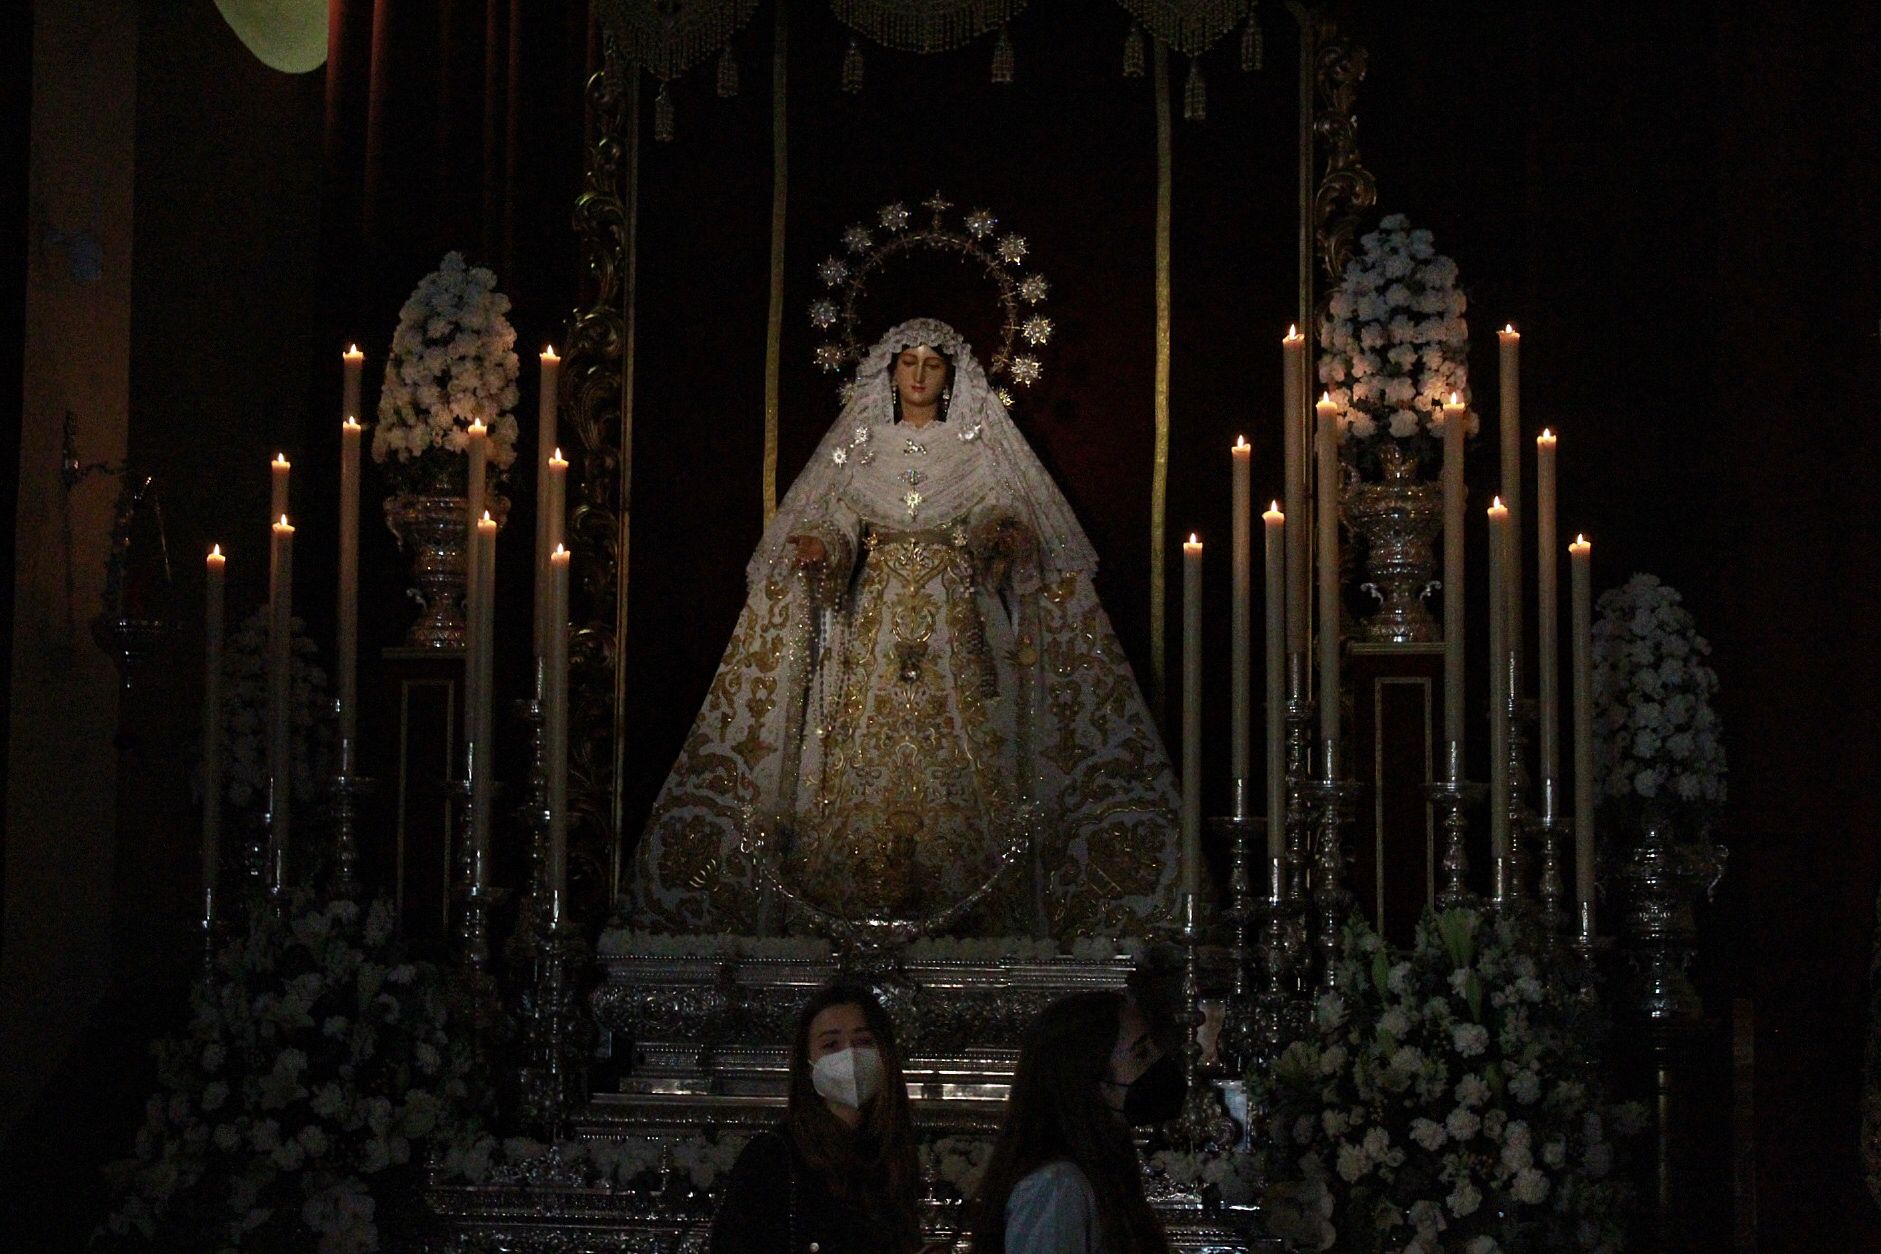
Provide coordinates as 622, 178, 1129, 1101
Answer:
2, 0, 1876, 1247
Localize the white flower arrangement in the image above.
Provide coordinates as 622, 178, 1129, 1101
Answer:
1318, 214, 1477, 460
214, 606, 334, 821
373, 251, 521, 492
103, 894, 486, 1251
1591, 573, 1726, 811
1252, 910, 1642, 1252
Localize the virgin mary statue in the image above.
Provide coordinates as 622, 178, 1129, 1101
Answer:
633, 319, 1181, 939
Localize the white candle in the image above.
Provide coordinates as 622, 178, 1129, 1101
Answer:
538, 449, 569, 656
1441, 394, 1467, 775
1231, 436, 1252, 794
1182, 533, 1203, 897
342, 343, 364, 428
1315, 392, 1342, 764
270, 453, 291, 525
465, 420, 488, 537
338, 418, 362, 743
471, 511, 498, 866
1536, 429, 1560, 790
203, 545, 226, 924
1498, 326, 1523, 692
533, 348, 560, 655
547, 543, 571, 924
1282, 326, 1308, 656
268, 516, 295, 880
1263, 504, 1286, 881
1571, 534, 1595, 937
1487, 498, 1510, 898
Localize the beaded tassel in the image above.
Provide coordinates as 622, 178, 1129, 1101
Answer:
1242, 7, 1264, 72
654, 82, 674, 142
841, 38, 864, 93
991, 24, 1014, 84
717, 45, 739, 97
1184, 56, 1206, 121
1122, 24, 1145, 78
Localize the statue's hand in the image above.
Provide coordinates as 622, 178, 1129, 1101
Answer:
786, 533, 826, 566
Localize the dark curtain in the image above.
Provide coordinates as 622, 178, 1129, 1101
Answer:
321, 0, 595, 364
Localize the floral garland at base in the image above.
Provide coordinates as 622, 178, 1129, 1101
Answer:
101, 895, 488, 1253
1252, 910, 1642, 1253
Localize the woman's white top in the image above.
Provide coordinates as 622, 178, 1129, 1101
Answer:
1005, 1160, 1108, 1254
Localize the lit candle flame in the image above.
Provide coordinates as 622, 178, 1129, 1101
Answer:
1233, 435, 1249, 451
1318, 391, 1334, 406
273, 453, 289, 465
1574, 534, 1588, 546
1501, 324, 1518, 336
481, 510, 494, 524
551, 447, 567, 463
1285, 323, 1300, 339
345, 343, 361, 356
1490, 497, 1504, 511
1447, 392, 1462, 407
468, 420, 487, 434
543, 345, 557, 358
209, 544, 223, 558
1539, 427, 1555, 441
553, 544, 569, 559
277, 514, 291, 528
1187, 533, 1201, 545
343, 416, 362, 429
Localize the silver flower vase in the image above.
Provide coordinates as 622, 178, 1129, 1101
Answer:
384, 492, 509, 650
1612, 804, 1728, 1027
1342, 440, 1443, 644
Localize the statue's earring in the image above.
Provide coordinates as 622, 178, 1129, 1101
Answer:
940, 387, 952, 419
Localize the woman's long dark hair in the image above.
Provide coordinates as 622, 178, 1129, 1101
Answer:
784, 982, 922, 1250
971, 991, 1169, 1254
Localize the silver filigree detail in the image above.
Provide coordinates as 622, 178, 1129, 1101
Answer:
901, 467, 926, 486
878, 202, 911, 232
997, 233, 1029, 263
1011, 355, 1043, 386
995, 387, 1014, 407
852, 425, 872, 444
958, 422, 983, 442
841, 224, 873, 253
832, 446, 848, 466
814, 342, 844, 371
1021, 315, 1055, 346
808, 299, 839, 329
965, 209, 998, 238
903, 439, 927, 456
903, 489, 923, 517
1018, 274, 1050, 304
817, 256, 849, 285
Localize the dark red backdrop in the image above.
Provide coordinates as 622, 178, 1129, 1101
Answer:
2, 1, 1875, 1248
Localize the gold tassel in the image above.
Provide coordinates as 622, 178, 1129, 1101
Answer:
991, 24, 1014, 85
1241, 7, 1264, 72
717, 45, 739, 97
1123, 24, 1145, 78
1183, 56, 1205, 122
654, 82, 675, 142
842, 37, 864, 94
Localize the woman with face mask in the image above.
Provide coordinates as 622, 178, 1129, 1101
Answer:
970, 990, 1181, 1254
710, 982, 924, 1254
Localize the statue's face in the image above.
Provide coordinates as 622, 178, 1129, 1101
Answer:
893, 346, 949, 422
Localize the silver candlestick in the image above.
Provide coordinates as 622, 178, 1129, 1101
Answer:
1426, 742, 1485, 909
1305, 749, 1360, 994
1171, 892, 1241, 1152
327, 701, 372, 900
1535, 777, 1568, 938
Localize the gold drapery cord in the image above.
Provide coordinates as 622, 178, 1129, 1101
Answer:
609, 69, 642, 899
1149, 39, 1174, 722
763, 1, 789, 524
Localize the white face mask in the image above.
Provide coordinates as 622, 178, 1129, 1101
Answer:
810, 1045, 884, 1110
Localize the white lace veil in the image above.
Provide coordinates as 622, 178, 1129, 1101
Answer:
748, 318, 1098, 581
